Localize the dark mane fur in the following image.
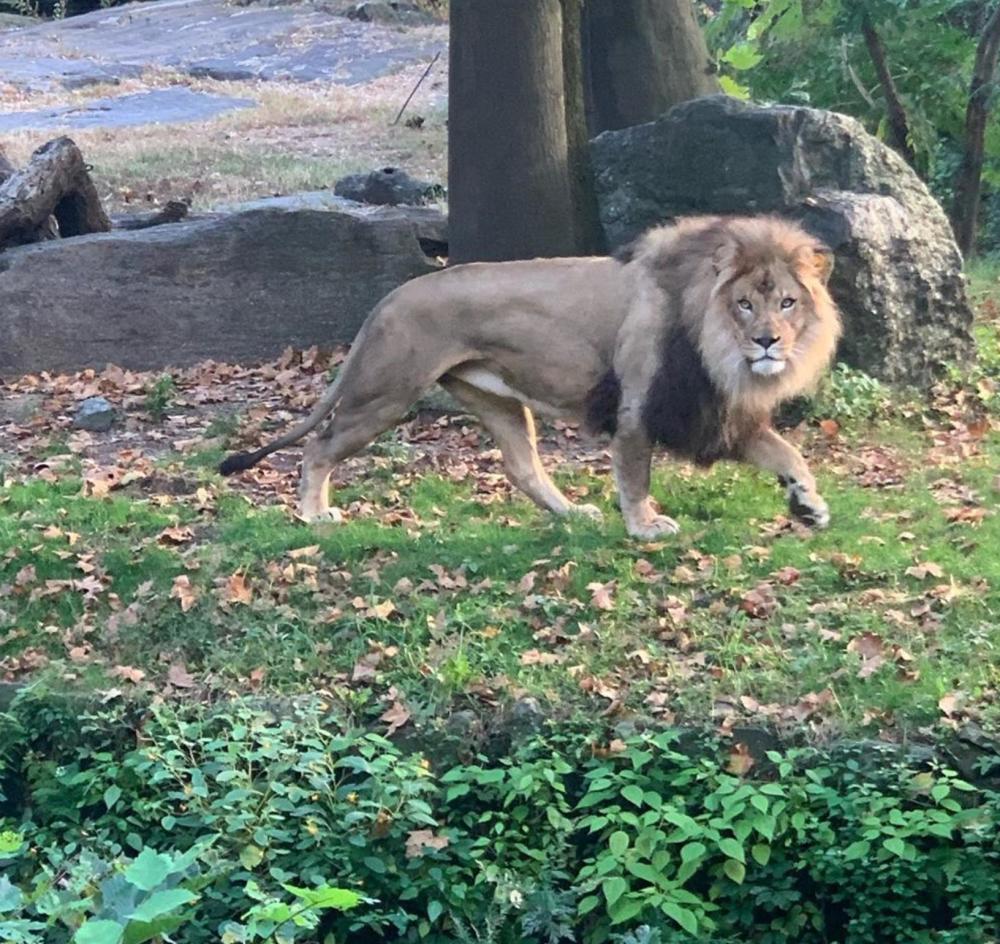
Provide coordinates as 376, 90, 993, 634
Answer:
641, 326, 735, 466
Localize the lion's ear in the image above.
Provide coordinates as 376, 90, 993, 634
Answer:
811, 247, 834, 285
712, 239, 740, 277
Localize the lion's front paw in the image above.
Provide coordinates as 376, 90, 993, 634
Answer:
299, 507, 344, 525
786, 482, 829, 529
568, 503, 604, 522
626, 514, 680, 540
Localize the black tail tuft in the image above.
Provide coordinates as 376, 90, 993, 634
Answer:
218, 450, 265, 476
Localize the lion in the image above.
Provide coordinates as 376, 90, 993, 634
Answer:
219, 215, 841, 538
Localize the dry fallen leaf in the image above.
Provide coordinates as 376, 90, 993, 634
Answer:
726, 742, 756, 776
380, 701, 411, 736
405, 829, 449, 858
170, 575, 199, 612
167, 663, 195, 688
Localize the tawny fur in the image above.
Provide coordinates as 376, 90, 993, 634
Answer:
219, 215, 842, 537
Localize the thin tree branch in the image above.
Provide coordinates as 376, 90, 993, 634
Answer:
859, 13, 917, 168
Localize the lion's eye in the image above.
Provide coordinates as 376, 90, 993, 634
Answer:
737, 299, 753, 312
781, 297, 796, 310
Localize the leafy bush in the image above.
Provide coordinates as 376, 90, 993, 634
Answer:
1, 693, 998, 943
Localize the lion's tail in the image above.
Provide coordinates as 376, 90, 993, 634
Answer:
218, 373, 344, 476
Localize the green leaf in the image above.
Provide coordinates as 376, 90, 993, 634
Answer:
723, 41, 764, 71
718, 837, 745, 864
129, 889, 196, 923
239, 845, 264, 870
124, 849, 171, 892
0, 877, 22, 914
662, 901, 699, 935
602, 877, 628, 907
428, 900, 443, 923
751, 843, 771, 867
719, 75, 750, 100
883, 837, 906, 858
282, 885, 362, 911
578, 894, 600, 916
74, 921, 125, 944
609, 831, 629, 857
104, 785, 122, 810
621, 785, 645, 808
680, 841, 706, 864
723, 859, 746, 884
844, 840, 871, 861
609, 896, 644, 925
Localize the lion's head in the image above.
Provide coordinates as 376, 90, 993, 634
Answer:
647, 216, 842, 415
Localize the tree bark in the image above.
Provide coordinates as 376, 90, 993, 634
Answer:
951, 1, 1000, 257
560, 0, 605, 255
0, 137, 110, 249
860, 14, 917, 168
448, 0, 578, 263
583, 0, 720, 135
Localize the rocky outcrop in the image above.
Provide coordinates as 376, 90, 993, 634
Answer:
334, 166, 444, 207
591, 95, 974, 387
0, 192, 444, 375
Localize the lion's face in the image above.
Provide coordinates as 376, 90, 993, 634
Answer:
725, 261, 816, 378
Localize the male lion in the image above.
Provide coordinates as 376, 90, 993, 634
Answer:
220, 215, 841, 538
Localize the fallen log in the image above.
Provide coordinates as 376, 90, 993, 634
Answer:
0, 136, 110, 249
113, 200, 190, 231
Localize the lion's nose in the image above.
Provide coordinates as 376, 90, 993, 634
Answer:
754, 334, 780, 350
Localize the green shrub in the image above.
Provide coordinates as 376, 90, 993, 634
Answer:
1, 693, 998, 943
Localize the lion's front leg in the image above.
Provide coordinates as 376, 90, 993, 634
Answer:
741, 427, 829, 529
612, 428, 680, 539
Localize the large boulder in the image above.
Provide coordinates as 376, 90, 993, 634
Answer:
591, 95, 974, 387
0, 193, 443, 375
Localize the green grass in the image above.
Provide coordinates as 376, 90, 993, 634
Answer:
2, 399, 998, 738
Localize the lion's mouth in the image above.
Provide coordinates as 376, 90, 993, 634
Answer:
749, 356, 786, 376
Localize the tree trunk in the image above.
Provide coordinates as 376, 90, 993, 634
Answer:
951, 2, 1000, 257
0, 137, 110, 249
583, 0, 720, 135
448, 0, 578, 263
860, 14, 917, 168
560, 0, 605, 255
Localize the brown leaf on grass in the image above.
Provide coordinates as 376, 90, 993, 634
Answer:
519, 649, 565, 666
352, 651, 382, 683
109, 665, 145, 684
517, 570, 537, 593
586, 580, 616, 611
82, 466, 124, 498
938, 692, 964, 717
14, 565, 36, 588
739, 582, 778, 619
846, 632, 886, 679
726, 742, 756, 777
170, 575, 199, 612
167, 663, 195, 688
288, 544, 321, 560
405, 829, 449, 858
157, 525, 194, 546
905, 562, 945, 580
944, 506, 987, 526
772, 566, 801, 586
219, 572, 252, 606
787, 688, 835, 722
380, 701, 411, 736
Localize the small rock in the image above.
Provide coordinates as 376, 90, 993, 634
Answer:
0, 393, 45, 425
74, 396, 115, 432
346, 1, 436, 25
335, 166, 445, 207
508, 696, 546, 736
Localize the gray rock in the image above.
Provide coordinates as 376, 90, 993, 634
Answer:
0, 393, 45, 425
591, 94, 974, 388
0, 193, 444, 375
346, 2, 436, 25
335, 167, 445, 207
74, 396, 115, 432
0, 88, 255, 134
0, 0, 446, 92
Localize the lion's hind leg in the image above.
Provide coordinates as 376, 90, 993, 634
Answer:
440, 377, 602, 522
298, 393, 422, 523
